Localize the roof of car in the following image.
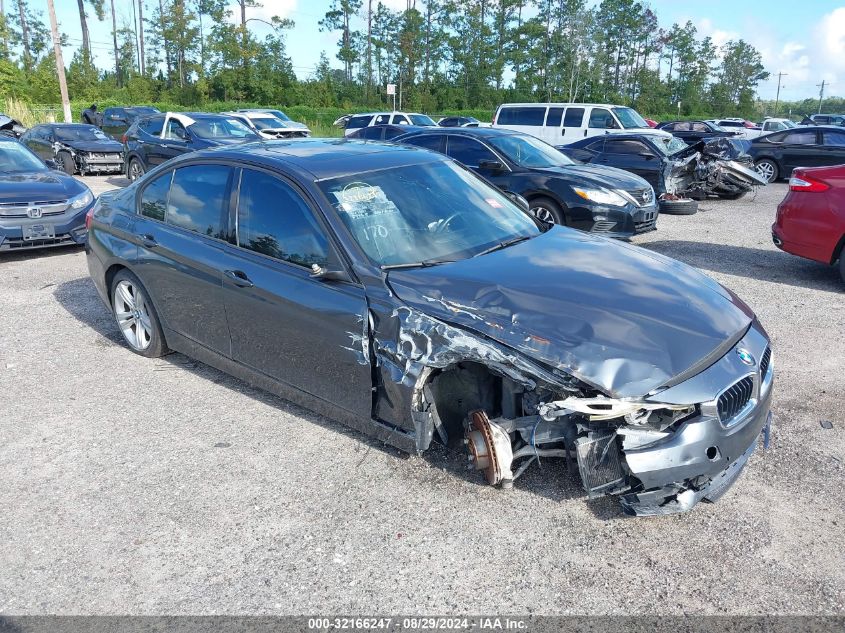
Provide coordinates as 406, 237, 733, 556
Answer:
183, 138, 447, 180
396, 127, 519, 138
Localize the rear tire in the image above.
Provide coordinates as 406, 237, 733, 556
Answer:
110, 269, 169, 358
127, 157, 145, 182
57, 151, 74, 175
754, 158, 778, 183
659, 198, 698, 215
528, 196, 566, 225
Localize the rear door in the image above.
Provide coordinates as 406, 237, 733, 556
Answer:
541, 107, 564, 144
22, 127, 50, 159
217, 167, 372, 417
132, 163, 234, 354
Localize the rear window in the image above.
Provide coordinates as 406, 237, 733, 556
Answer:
401, 135, 444, 153
823, 131, 845, 146
563, 108, 584, 127
140, 117, 164, 136
545, 107, 564, 127
139, 172, 171, 221
166, 165, 233, 239
782, 131, 817, 145
497, 107, 546, 126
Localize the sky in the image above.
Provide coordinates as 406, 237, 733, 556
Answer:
53, 0, 845, 102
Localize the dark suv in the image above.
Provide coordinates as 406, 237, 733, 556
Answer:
123, 112, 259, 180
101, 106, 161, 139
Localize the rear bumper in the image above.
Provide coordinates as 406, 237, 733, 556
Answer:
772, 221, 837, 265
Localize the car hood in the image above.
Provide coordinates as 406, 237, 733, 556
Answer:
536, 163, 652, 190
0, 170, 86, 202
57, 139, 123, 152
386, 227, 753, 398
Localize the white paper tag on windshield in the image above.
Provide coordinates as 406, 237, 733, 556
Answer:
332, 183, 399, 220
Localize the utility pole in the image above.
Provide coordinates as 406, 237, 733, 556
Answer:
774, 72, 787, 116
46, 0, 71, 123
817, 80, 826, 114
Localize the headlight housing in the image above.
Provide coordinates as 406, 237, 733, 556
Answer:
69, 189, 94, 209
572, 187, 628, 207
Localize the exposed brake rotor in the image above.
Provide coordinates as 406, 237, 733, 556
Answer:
465, 409, 514, 487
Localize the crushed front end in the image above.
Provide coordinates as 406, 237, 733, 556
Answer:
456, 323, 773, 516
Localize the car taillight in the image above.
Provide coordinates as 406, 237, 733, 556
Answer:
85, 207, 95, 229
789, 174, 830, 192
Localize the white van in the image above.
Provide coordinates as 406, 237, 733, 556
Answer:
492, 103, 669, 145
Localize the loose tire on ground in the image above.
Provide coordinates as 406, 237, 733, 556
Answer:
659, 198, 698, 215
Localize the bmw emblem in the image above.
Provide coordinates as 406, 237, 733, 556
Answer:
736, 348, 755, 366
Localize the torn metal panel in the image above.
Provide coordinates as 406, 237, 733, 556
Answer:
384, 227, 753, 399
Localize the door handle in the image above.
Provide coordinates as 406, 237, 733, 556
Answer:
224, 269, 254, 288
137, 233, 158, 248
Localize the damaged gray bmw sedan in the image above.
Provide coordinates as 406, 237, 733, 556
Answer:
85, 139, 773, 516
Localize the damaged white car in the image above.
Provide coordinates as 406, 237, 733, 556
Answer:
87, 140, 773, 517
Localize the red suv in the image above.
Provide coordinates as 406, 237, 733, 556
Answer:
772, 164, 845, 283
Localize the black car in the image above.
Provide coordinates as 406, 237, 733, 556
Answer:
86, 139, 773, 516
438, 116, 481, 127
346, 124, 427, 140
749, 126, 845, 183
123, 112, 259, 181
101, 106, 161, 140
394, 127, 657, 238
20, 123, 124, 175
558, 133, 764, 201
0, 137, 95, 251
656, 120, 739, 145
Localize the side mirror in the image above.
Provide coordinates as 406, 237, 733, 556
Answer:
478, 159, 505, 171
605, 119, 619, 129
639, 152, 655, 160
505, 191, 530, 212
310, 263, 351, 283
44, 159, 59, 170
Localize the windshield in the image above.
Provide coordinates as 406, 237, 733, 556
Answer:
488, 133, 575, 167
652, 136, 690, 156
318, 161, 540, 267
54, 126, 110, 142
268, 110, 291, 121
0, 141, 46, 173
189, 117, 258, 140
409, 114, 437, 126
251, 117, 287, 130
612, 107, 649, 129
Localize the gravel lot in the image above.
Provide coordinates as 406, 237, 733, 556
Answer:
1, 175, 843, 615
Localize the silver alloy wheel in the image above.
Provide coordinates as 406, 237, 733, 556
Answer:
530, 205, 557, 225
755, 161, 775, 183
129, 160, 143, 181
113, 279, 153, 351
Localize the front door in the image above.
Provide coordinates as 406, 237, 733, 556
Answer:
219, 167, 372, 418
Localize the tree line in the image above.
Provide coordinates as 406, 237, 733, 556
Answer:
0, 0, 824, 120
